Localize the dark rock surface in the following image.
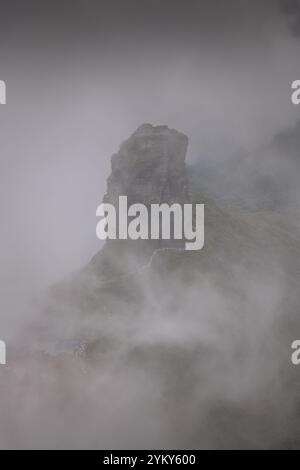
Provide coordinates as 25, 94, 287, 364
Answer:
104, 123, 188, 207
91, 124, 190, 273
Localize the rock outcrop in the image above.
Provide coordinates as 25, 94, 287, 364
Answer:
91, 124, 189, 272
104, 123, 188, 207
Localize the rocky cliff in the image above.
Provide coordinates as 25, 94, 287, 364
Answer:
104, 123, 188, 206
91, 124, 190, 274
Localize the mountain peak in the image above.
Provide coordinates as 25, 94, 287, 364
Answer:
104, 124, 188, 207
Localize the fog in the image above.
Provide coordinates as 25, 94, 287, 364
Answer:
0, 0, 300, 448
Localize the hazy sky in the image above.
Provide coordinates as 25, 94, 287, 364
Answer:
0, 0, 300, 334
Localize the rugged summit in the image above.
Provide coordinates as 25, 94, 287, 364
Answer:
104, 123, 188, 207
94, 124, 190, 266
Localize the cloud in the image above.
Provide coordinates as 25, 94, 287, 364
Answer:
280, 0, 300, 35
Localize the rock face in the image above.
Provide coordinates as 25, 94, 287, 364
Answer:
97, 124, 189, 261
104, 123, 188, 207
